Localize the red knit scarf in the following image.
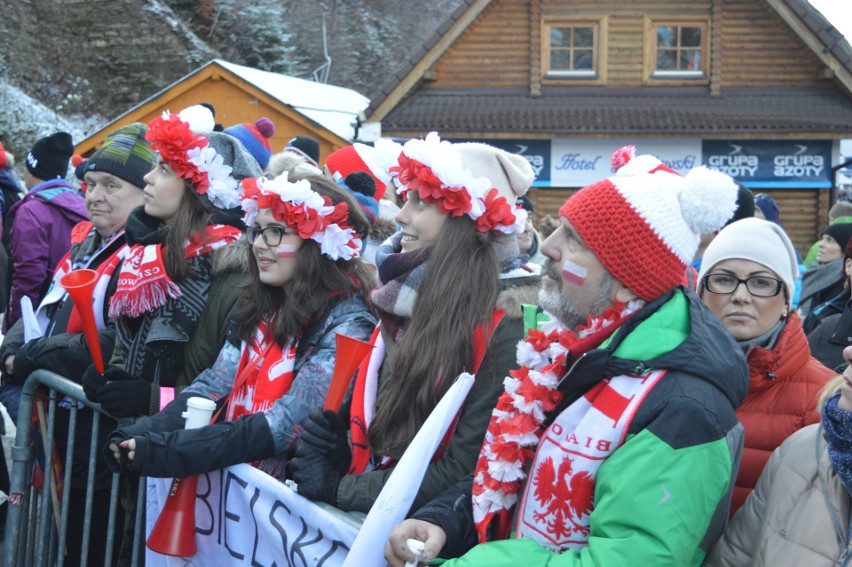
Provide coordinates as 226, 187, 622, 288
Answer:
109, 224, 240, 318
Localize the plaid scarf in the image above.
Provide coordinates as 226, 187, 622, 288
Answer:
370, 232, 432, 341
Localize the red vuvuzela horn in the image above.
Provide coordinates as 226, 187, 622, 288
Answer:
59, 269, 104, 373
147, 398, 215, 557
146, 476, 199, 557
323, 333, 373, 412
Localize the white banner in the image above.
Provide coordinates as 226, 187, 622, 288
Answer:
146, 464, 361, 567
343, 373, 475, 567
551, 138, 702, 186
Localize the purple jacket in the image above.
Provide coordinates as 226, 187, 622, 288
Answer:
4, 180, 87, 332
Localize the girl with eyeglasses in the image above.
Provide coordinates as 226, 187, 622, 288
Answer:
105, 172, 375, 481
698, 217, 834, 517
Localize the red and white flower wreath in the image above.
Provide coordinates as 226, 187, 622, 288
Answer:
388, 132, 527, 234
472, 299, 644, 530
146, 106, 242, 210
241, 173, 363, 261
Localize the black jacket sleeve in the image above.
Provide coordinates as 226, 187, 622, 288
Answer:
0, 318, 25, 381
411, 473, 478, 559
115, 412, 276, 478
11, 326, 115, 384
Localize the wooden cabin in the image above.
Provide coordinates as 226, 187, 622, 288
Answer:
76, 59, 369, 167
366, 0, 852, 254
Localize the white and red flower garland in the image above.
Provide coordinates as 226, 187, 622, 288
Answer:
146, 106, 242, 210
388, 132, 527, 234
241, 173, 362, 261
471, 299, 644, 533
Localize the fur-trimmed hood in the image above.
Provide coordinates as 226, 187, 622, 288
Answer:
497, 267, 542, 319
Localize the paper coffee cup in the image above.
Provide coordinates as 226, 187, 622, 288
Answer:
182, 397, 217, 430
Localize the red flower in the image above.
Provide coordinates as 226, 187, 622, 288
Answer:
526, 329, 552, 352
146, 114, 206, 189
475, 188, 516, 232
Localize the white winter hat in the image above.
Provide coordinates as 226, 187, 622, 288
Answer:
698, 217, 798, 301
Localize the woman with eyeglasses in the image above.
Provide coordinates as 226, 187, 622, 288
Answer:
698, 217, 834, 516
105, 172, 376, 481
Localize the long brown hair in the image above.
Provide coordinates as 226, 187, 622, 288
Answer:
368, 215, 500, 458
162, 183, 211, 282
236, 175, 375, 346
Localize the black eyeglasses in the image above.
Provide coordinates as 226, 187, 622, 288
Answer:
703, 273, 785, 298
246, 226, 292, 247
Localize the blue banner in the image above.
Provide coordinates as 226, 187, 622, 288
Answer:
446, 139, 551, 186
702, 140, 832, 187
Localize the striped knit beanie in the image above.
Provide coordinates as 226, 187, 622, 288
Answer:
560, 146, 738, 301
224, 118, 275, 170
86, 123, 156, 189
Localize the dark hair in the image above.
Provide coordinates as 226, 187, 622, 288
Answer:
368, 214, 500, 458
236, 175, 375, 346
163, 183, 211, 282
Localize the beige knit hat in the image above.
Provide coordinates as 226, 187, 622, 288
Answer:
697, 217, 798, 300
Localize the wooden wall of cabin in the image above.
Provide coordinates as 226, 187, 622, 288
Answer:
429, 0, 830, 90
528, 185, 831, 258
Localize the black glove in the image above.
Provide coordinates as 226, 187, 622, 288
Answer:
290, 409, 351, 505
99, 378, 151, 418
297, 408, 351, 475
289, 452, 342, 506
82, 364, 107, 402
9, 340, 40, 384
86, 366, 151, 418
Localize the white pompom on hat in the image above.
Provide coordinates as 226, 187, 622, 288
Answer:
560, 146, 738, 301
697, 217, 798, 301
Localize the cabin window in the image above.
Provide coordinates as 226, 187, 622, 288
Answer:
543, 21, 600, 79
646, 19, 709, 80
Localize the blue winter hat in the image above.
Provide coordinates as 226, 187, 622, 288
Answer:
754, 193, 781, 225
224, 118, 275, 170
337, 172, 379, 225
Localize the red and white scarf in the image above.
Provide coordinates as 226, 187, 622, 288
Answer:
225, 319, 299, 422
108, 224, 241, 318
37, 223, 127, 334
472, 299, 664, 547
349, 310, 505, 475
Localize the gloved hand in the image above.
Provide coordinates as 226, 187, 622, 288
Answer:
297, 408, 351, 475
289, 452, 342, 506
9, 340, 41, 384
82, 364, 107, 402
290, 409, 351, 505
84, 365, 151, 417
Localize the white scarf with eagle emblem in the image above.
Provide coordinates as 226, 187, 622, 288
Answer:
516, 369, 665, 550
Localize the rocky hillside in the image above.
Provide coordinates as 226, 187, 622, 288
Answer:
0, 0, 460, 156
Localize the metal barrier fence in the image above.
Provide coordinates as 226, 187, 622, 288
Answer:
2, 369, 146, 567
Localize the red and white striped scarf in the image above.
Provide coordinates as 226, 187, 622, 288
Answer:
108, 224, 241, 318
226, 319, 298, 422
472, 300, 661, 546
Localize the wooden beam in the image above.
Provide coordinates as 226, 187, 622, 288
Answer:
369, 0, 494, 122
764, 0, 852, 96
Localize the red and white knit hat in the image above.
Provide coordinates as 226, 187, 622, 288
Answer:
324, 142, 396, 201
560, 145, 738, 301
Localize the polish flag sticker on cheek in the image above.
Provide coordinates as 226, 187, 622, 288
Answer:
276, 244, 299, 259
562, 259, 588, 286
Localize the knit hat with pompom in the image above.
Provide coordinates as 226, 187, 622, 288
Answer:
560, 144, 738, 301
224, 118, 276, 170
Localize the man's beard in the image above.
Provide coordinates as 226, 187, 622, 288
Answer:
539, 260, 615, 330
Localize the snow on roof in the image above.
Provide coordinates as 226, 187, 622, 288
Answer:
216, 60, 369, 141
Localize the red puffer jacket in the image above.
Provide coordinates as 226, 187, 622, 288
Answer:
730, 312, 835, 515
